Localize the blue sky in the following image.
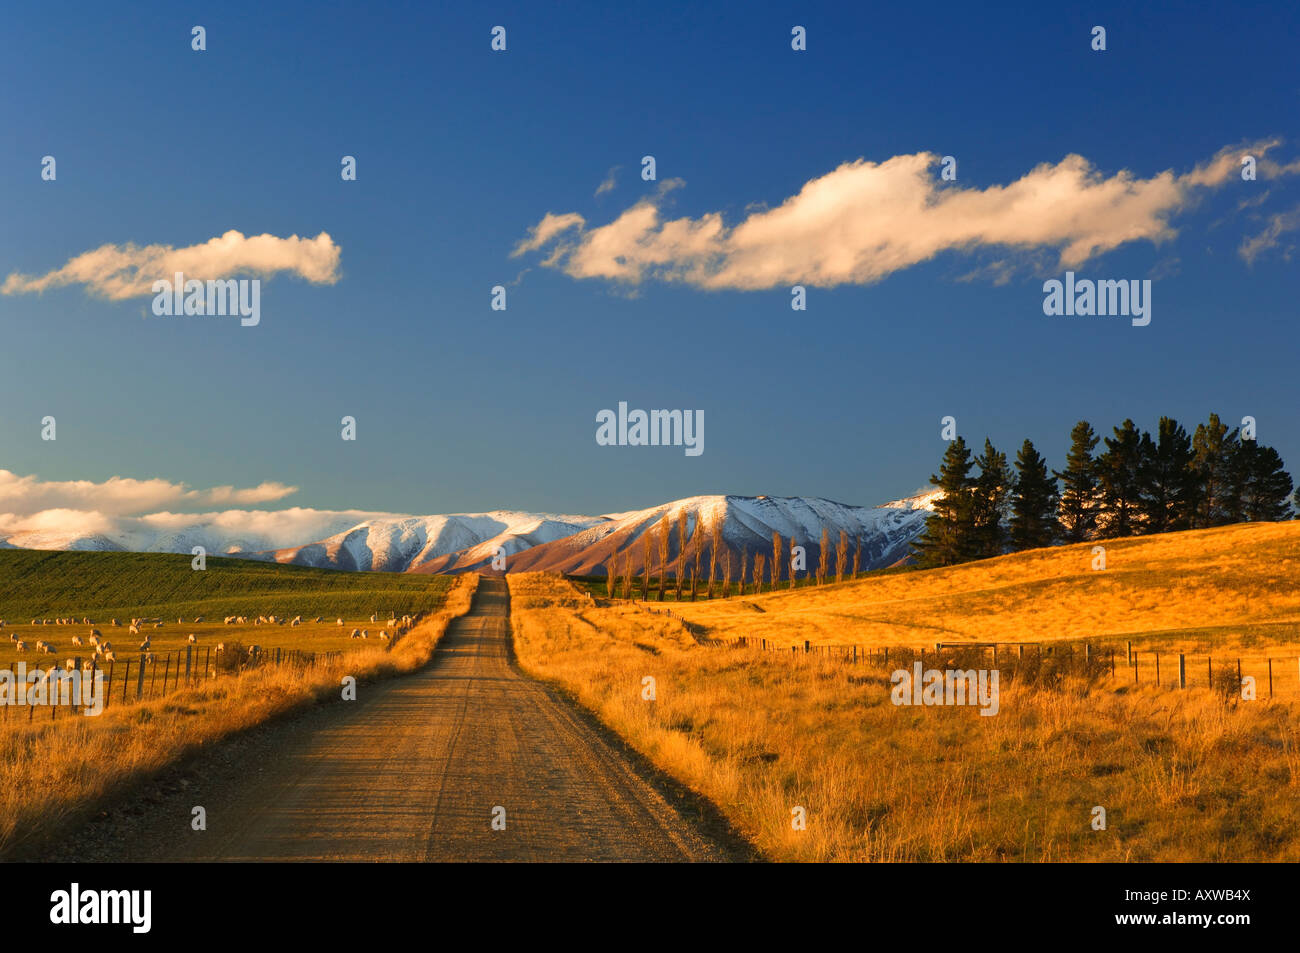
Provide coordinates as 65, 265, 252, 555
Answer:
2, 0, 1297, 521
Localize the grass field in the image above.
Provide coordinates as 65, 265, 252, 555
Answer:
509, 522, 1300, 861
0, 550, 453, 670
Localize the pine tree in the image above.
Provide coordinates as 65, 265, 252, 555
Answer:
1139, 416, 1196, 534
913, 436, 976, 568
971, 438, 1012, 558
1232, 440, 1294, 522
1191, 414, 1239, 527
1009, 438, 1058, 550
1054, 421, 1100, 543
1098, 420, 1146, 537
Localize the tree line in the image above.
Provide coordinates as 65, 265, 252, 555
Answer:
913, 413, 1295, 568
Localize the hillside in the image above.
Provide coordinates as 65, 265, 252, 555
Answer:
0, 550, 451, 620
668, 519, 1300, 655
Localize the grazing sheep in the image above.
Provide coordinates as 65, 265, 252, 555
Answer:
247, 645, 259, 656
337, 618, 344, 626
216, 642, 226, 652
194, 616, 203, 623
154, 621, 163, 629
290, 616, 301, 627
72, 635, 84, 646
65, 658, 76, 670
360, 629, 369, 639
102, 650, 116, 662
111, 618, 120, 627
15, 641, 27, 652
188, 633, 198, 644
379, 632, 390, 641
350, 628, 361, 639
224, 616, 235, 625
90, 628, 102, 639
313, 617, 322, 623
8, 632, 16, 642
40, 642, 55, 654
97, 641, 112, 654
129, 624, 140, 636
138, 639, 151, 652
82, 659, 96, 670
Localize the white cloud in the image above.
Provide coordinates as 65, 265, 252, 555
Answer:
0, 469, 297, 518
1240, 205, 1300, 264
2, 230, 341, 300
516, 141, 1299, 289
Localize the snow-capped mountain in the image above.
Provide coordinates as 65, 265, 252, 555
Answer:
259, 512, 607, 572
0, 491, 936, 575
466, 492, 937, 577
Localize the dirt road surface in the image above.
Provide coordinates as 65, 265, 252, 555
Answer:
53, 578, 738, 862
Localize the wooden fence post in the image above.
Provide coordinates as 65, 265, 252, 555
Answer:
1155, 652, 1161, 687
1178, 654, 1186, 689
136, 655, 146, 700
122, 660, 131, 704
1268, 658, 1274, 698
185, 645, 192, 686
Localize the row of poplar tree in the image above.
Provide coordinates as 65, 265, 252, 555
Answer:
912, 413, 1295, 568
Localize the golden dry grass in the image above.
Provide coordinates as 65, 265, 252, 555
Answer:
669, 521, 1300, 660
509, 557, 1300, 862
0, 575, 478, 859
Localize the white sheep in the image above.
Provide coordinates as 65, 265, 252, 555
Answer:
187, 633, 198, 644
72, 635, 84, 646
291, 616, 302, 627
111, 618, 120, 627
194, 616, 204, 623
360, 629, 369, 639
138, 639, 151, 652
40, 642, 55, 654
102, 650, 116, 662
350, 628, 361, 639
90, 628, 102, 639
129, 624, 140, 636
15, 641, 27, 652
337, 618, 344, 626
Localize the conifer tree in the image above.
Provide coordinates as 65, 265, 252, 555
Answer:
1232, 440, 1294, 522
913, 436, 976, 567
1009, 438, 1058, 550
1054, 421, 1100, 543
1191, 414, 1239, 527
1139, 417, 1196, 533
1098, 419, 1146, 537
971, 438, 1012, 558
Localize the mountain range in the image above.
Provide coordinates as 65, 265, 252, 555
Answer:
0, 492, 939, 576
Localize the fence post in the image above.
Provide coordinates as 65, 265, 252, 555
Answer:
1018, 644, 1024, 660
1133, 653, 1139, 684
185, 645, 192, 686
1126, 640, 1132, 665
136, 655, 146, 700
164, 654, 171, 693
1208, 656, 1212, 686
1269, 658, 1274, 698
1085, 643, 1091, 664
1155, 652, 1160, 687
1109, 649, 1114, 677
1178, 654, 1186, 689
804, 640, 810, 654
122, 660, 131, 704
